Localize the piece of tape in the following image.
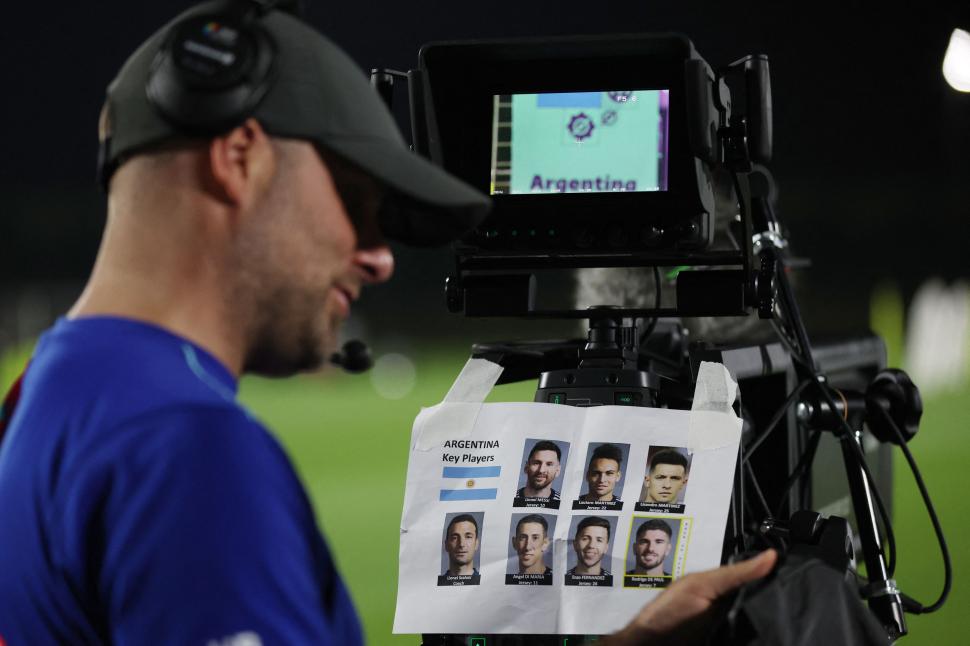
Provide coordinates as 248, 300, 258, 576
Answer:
413, 358, 504, 451
687, 361, 742, 451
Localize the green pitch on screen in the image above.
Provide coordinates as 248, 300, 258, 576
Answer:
508, 90, 662, 194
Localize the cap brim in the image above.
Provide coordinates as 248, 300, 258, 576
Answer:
323, 138, 491, 247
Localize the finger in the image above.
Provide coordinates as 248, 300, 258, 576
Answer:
704, 548, 778, 597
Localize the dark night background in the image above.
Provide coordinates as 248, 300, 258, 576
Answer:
1, 1, 968, 343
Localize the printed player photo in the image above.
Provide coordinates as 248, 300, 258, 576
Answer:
513, 438, 570, 509
624, 517, 683, 589
564, 515, 616, 587
505, 513, 556, 585
437, 512, 484, 586
573, 442, 630, 511
636, 446, 691, 513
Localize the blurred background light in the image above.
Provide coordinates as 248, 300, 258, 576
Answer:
943, 28, 970, 92
370, 352, 418, 399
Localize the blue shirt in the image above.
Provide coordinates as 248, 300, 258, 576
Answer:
0, 317, 362, 645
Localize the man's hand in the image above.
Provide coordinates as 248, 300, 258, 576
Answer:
606, 549, 778, 645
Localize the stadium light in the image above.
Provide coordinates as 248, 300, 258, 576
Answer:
943, 28, 970, 92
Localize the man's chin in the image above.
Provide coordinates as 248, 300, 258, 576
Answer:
244, 351, 325, 377
244, 334, 331, 377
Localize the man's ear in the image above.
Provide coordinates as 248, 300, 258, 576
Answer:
208, 118, 276, 207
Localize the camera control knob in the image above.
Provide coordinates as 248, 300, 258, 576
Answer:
865, 369, 922, 445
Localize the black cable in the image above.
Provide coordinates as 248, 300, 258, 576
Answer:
743, 378, 812, 462
874, 405, 952, 613
769, 318, 800, 359
774, 429, 822, 517
744, 460, 772, 519
770, 318, 815, 372
774, 256, 816, 370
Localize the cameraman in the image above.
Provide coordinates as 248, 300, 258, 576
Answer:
0, 2, 776, 644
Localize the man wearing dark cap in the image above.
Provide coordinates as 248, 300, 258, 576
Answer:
0, 1, 777, 644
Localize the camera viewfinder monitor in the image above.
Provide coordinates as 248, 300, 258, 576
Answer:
415, 34, 718, 257
490, 89, 669, 196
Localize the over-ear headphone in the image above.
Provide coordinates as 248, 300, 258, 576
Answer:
145, 0, 281, 134
98, 1, 305, 190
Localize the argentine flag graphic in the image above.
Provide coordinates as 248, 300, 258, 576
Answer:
439, 466, 502, 501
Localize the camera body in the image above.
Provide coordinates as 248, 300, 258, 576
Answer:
389, 33, 775, 321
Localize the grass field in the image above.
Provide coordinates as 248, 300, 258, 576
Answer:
238, 348, 968, 645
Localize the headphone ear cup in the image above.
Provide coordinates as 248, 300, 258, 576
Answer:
146, 14, 276, 133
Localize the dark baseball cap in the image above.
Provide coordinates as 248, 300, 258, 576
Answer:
99, 1, 490, 246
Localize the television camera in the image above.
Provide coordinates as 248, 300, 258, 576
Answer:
372, 33, 950, 645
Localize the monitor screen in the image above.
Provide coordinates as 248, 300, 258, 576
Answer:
489, 89, 669, 195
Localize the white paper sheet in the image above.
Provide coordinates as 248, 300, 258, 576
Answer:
394, 361, 740, 636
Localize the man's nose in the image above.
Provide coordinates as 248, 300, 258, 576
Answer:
354, 245, 395, 284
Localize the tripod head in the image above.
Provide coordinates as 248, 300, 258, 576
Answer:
531, 311, 660, 408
